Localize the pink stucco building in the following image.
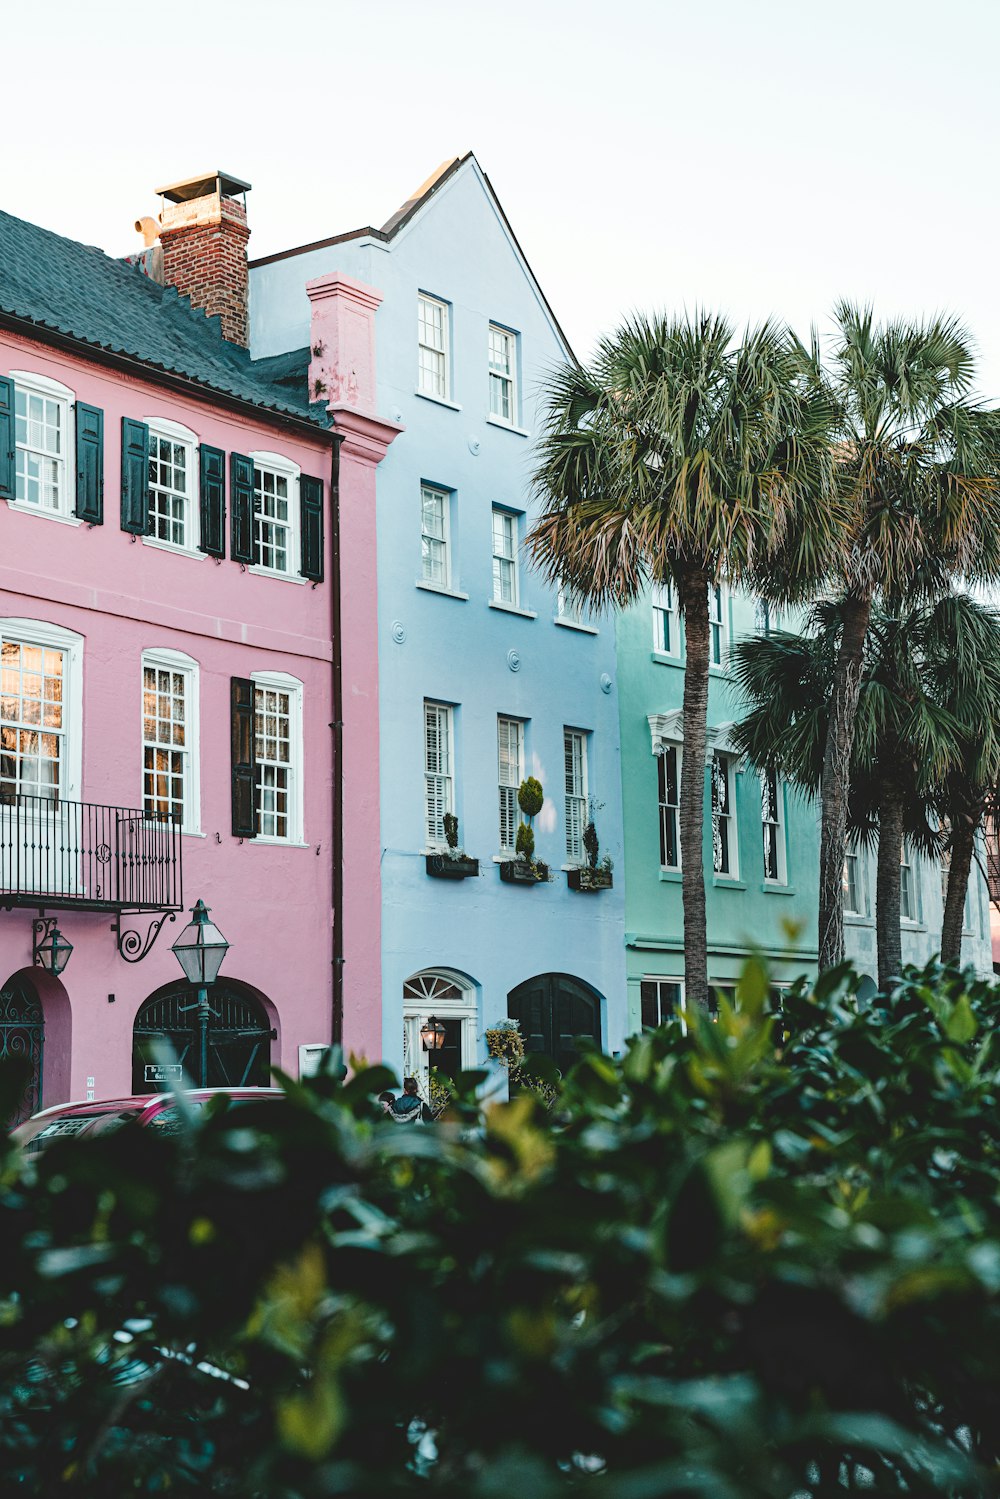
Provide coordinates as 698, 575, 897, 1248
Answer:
0, 172, 394, 1120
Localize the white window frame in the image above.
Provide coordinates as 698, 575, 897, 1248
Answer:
143, 417, 199, 556
900, 842, 918, 924
640, 976, 685, 1031
488, 323, 518, 426
711, 750, 738, 878
492, 507, 520, 606
417, 293, 451, 403
844, 845, 866, 917
8, 370, 76, 523
709, 583, 729, 667
423, 700, 454, 850
420, 483, 451, 589
249, 670, 304, 846
652, 581, 680, 658
564, 728, 589, 865
249, 450, 301, 581
497, 715, 524, 854
657, 743, 681, 871
760, 769, 787, 885
0, 617, 83, 804
140, 648, 200, 834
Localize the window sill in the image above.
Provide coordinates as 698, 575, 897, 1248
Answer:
4, 499, 83, 527
416, 581, 469, 601
491, 853, 517, 863
248, 565, 309, 586
182, 830, 207, 839
658, 868, 682, 883
761, 882, 796, 896
415, 389, 462, 412
554, 617, 598, 635
247, 835, 309, 848
488, 599, 537, 619
844, 912, 873, 925
486, 415, 531, 438
900, 920, 926, 932
651, 650, 683, 668
712, 875, 746, 889
143, 536, 207, 561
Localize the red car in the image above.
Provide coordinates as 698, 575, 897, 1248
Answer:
11, 1088, 286, 1154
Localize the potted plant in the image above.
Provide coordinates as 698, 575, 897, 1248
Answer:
426, 812, 479, 880
499, 778, 550, 885
567, 801, 614, 892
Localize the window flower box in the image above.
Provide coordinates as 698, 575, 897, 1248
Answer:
566, 865, 613, 893
499, 858, 549, 886
425, 853, 479, 881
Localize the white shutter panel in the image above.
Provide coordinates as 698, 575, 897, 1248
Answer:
424, 703, 451, 846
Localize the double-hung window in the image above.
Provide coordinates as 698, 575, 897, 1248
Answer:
557, 581, 585, 625
760, 769, 786, 883
709, 584, 728, 666
900, 844, 917, 922
497, 716, 523, 853
564, 729, 588, 864
11, 372, 74, 515
652, 581, 680, 657
423, 701, 454, 848
658, 745, 681, 869
641, 977, 684, 1029
420, 484, 450, 587
146, 419, 197, 550
755, 598, 783, 636
492, 508, 519, 605
252, 673, 303, 843
488, 324, 517, 424
142, 650, 199, 831
0, 638, 67, 803
418, 294, 450, 400
251, 453, 300, 577
712, 751, 737, 875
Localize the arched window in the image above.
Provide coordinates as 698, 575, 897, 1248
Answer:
402, 969, 478, 1086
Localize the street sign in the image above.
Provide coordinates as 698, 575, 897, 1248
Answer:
144, 1063, 183, 1083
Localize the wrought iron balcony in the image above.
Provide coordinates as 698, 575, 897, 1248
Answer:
0, 794, 183, 914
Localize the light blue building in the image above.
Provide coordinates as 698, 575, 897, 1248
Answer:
250, 154, 627, 1082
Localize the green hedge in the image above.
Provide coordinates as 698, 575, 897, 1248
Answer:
2, 959, 1000, 1495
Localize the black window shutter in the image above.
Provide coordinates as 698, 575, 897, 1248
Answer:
0, 375, 15, 502
230, 453, 254, 564
74, 403, 104, 524
299, 473, 324, 582
199, 444, 226, 557
120, 417, 150, 534
231, 676, 257, 838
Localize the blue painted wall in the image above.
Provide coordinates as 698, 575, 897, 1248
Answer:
251, 158, 627, 1069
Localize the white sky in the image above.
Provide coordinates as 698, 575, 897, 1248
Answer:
5, 0, 1000, 396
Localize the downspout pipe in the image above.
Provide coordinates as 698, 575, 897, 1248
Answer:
329, 432, 345, 1046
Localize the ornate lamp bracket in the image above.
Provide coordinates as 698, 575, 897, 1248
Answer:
32, 916, 57, 966
115, 911, 177, 964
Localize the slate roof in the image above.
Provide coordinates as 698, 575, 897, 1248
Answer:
0, 207, 329, 428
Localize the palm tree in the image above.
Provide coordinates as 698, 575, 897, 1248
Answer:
527, 313, 837, 1008
787, 307, 1000, 972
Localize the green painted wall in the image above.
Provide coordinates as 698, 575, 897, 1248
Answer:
615, 585, 820, 1035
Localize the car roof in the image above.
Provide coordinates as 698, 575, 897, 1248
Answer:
27, 1088, 285, 1120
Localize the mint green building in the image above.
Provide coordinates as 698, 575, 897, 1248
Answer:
615, 583, 820, 1032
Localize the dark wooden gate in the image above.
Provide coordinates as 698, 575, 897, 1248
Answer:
133, 982, 273, 1092
506, 973, 601, 1075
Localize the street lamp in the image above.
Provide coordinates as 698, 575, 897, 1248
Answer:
34, 922, 73, 976
171, 899, 229, 1087
420, 1015, 447, 1051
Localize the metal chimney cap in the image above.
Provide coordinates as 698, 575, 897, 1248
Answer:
155, 171, 252, 204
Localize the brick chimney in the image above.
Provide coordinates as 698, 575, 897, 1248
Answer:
157, 171, 252, 346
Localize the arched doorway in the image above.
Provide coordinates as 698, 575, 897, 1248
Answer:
132, 980, 274, 1093
507, 973, 602, 1075
402, 970, 478, 1089
1, 974, 44, 1125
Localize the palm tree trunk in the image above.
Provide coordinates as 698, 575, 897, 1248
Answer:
941, 809, 977, 966
678, 568, 711, 1010
876, 776, 904, 992
818, 592, 873, 971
